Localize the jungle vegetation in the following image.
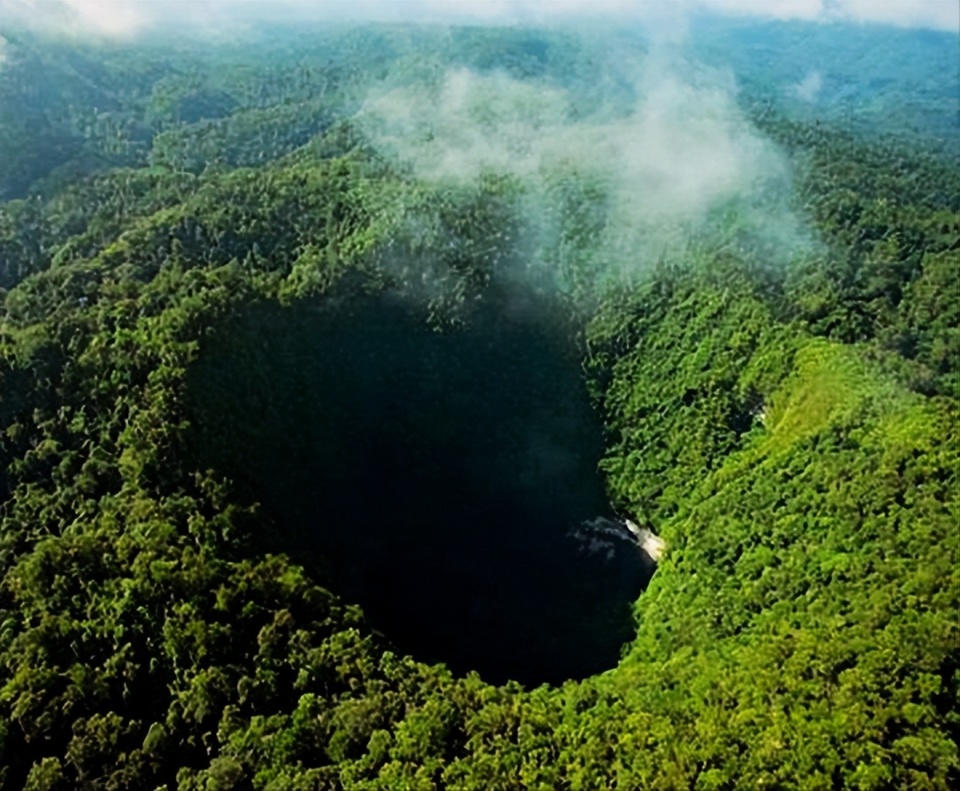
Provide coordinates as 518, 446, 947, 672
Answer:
0, 17, 957, 791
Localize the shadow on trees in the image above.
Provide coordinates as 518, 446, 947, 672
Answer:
185, 282, 653, 686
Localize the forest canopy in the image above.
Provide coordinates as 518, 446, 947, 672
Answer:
0, 9, 958, 790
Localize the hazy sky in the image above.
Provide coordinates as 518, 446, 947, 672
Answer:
3, 0, 958, 37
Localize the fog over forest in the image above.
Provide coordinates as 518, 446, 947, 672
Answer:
0, 1, 957, 788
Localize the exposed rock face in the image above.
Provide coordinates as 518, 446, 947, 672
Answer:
625, 519, 666, 562
569, 516, 665, 589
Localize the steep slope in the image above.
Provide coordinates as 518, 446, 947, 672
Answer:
0, 22, 957, 791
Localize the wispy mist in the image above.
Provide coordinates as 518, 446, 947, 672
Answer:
5, 0, 957, 40
357, 45, 809, 290
793, 70, 823, 102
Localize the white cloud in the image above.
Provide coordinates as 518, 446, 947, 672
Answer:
693, 0, 825, 22
829, 0, 959, 30
690, 0, 958, 30
3, 0, 148, 38
4, 0, 956, 37
793, 69, 823, 101
60, 0, 147, 36
358, 60, 809, 284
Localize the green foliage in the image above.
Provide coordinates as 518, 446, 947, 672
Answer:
0, 20, 956, 791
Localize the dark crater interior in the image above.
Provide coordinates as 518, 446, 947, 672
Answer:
185, 285, 653, 686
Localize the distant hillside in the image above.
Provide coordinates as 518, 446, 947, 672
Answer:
0, 20, 957, 790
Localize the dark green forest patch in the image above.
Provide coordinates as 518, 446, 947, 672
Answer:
184, 285, 652, 685
1, 20, 957, 789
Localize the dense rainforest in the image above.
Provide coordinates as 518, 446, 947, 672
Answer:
0, 15, 958, 791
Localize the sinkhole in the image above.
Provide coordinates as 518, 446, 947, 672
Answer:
185, 283, 655, 686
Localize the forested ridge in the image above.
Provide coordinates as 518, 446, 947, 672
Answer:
0, 20, 957, 791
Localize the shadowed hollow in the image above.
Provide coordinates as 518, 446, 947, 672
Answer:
185, 286, 653, 685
